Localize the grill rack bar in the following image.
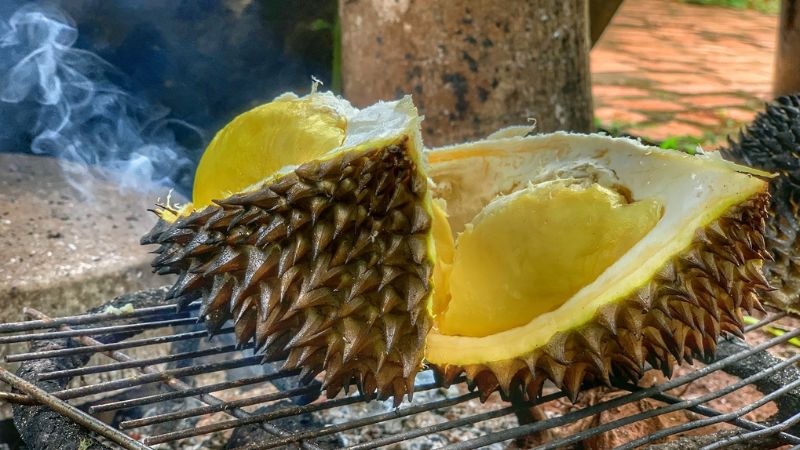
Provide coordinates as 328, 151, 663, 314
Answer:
121, 384, 321, 429
5, 326, 236, 363
640, 390, 800, 449
0, 367, 149, 450
0, 292, 797, 450
649, 391, 789, 438
744, 310, 789, 331
342, 402, 530, 450
227, 391, 488, 450
89, 369, 301, 413
39, 343, 246, 381
0, 302, 199, 333
705, 411, 800, 450
142, 378, 466, 445
53, 355, 261, 400
0, 316, 197, 344
565, 355, 800, 450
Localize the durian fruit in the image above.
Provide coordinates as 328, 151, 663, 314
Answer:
143, 88, 773, 406
721, 94, 800, 309
425, 132, 772, 402
142, 91, 438, 405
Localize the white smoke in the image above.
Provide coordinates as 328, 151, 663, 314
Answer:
0, 3, 202, 198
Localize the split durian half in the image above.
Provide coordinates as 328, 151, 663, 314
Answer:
426, 132, 772, 402
143, 91, 437, 404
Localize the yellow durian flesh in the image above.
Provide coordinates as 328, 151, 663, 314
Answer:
156, 92, 355, 223
192, 93, 349, 210
438, 180, 663, 337
430, 198, 455, 318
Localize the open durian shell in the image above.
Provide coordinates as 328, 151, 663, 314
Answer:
143, 91, 436, 405
425, 131, 772, 402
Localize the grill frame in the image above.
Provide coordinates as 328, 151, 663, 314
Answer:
1, 287, 799, 450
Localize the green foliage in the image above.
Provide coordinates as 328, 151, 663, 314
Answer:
594, 118, 632, 137
659, 135, 706, 154
259, 0, 338, 91
594, 117, 738, 154
679, 0, 780, 14
310, 19, 332, 31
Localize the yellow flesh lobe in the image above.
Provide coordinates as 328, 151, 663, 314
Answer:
437, 181, 663, 337
431, 199, 455, 317
192, 96, 347, 209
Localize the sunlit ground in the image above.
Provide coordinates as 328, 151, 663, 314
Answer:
592, 0, 779, 151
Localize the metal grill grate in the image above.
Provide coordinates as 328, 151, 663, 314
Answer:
1, 288, 799, 450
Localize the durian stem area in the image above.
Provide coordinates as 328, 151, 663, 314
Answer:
436, 180, 663, 337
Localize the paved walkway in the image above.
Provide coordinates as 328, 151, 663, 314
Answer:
591, 0, 778, 146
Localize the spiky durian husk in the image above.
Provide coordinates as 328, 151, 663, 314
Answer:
433, 193, 771, 403
721, 95, 800, 308
142, 138, 433, 405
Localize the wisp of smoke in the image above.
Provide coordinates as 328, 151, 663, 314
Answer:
0, 3, 202, 199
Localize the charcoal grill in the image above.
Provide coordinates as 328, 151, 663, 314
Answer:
1, 287, 800, 450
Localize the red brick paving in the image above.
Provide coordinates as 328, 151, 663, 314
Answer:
591, 0, 777, 147
689, 94, 751, 108
592, 85, 651, 98
721, 108, 757, 122
595, 107, 649, 124
628, 122, 706, 141
674, 111, 725, 127
613, 98, 688, 112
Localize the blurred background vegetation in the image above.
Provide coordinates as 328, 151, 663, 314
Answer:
679, 0, 780, 14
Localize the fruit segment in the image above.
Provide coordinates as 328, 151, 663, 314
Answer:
143, 91, 436, 405
426, 132, 771, 402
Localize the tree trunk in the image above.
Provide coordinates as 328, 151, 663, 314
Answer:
774, 0, 800, 97
339, 0, 593, 146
